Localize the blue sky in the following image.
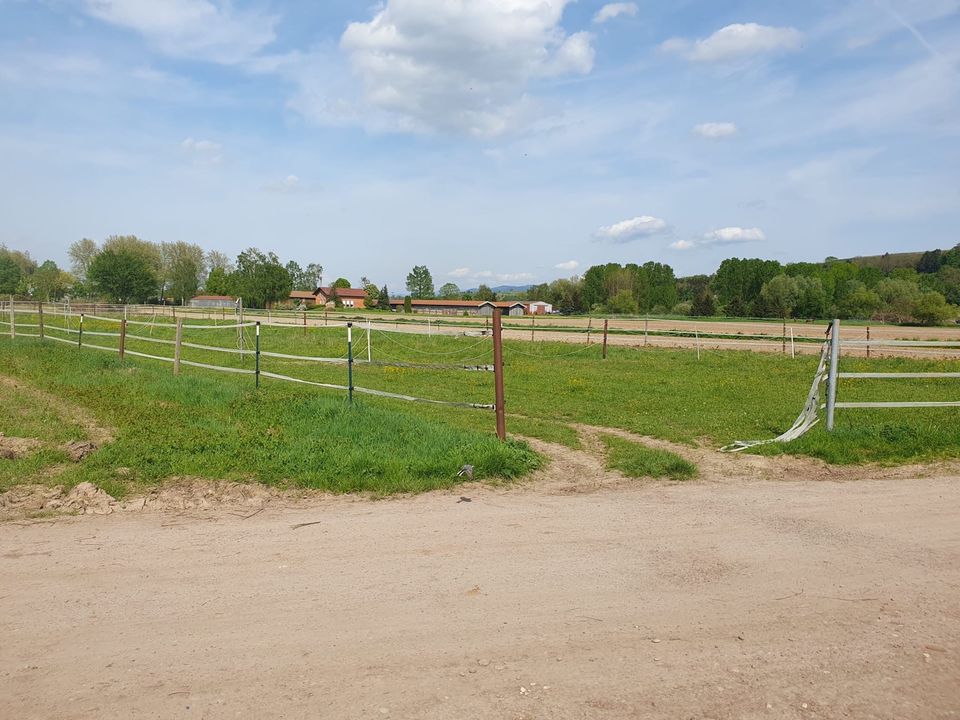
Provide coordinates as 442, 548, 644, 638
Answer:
1, 0, 958, 290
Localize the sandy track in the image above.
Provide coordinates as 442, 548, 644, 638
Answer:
2, 437, 958, 719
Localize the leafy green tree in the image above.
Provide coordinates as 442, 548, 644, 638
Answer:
161, 241, 205, 303
911, 291, 956, 326
876, 278, 921, 323
942, 243, 960, 269
712, 258, 782, 310
68, 238, 99, 282
332, 277, 351, 289
759, 275, 800, 318
29, 260, 72, 301
836, 281, 881, 319
917, 250, 944, 274
439, 282, 461, 299
88, 249, 159, 303
637, 261, 677, 311
793, 276, 829, 318
406, 265, 434, 299
379, 285, 390, 308
206, 250, 233, 273
475, 284, 496, 301
0, 255, 21, 294
403, 296, 412, 313
204, 267, 233, 296
607, 289, 639, 314
935, 266, 960, 305
231, 248, 292, 309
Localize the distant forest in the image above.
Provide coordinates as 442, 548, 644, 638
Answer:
519, 245, 960, 326
2, 238, 959, 325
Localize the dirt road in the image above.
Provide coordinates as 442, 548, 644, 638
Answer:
2, 445, 959, 719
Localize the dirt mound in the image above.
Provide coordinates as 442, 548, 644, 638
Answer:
0, 434, 42, 460
135, 478, 283, 512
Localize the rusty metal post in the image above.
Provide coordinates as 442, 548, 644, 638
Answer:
119, 319, 127, 361
782, 319, 787, 354
38, 302, 44, 340
644, 316, 648, 347
586, 318, 592, 345
602, 318, 609, 359
8, 296, 14, 339
303, 311, 307, 336
492, 308, 506, 441
866, 326, 871, 359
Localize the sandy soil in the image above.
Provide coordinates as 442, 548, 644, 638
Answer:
2, 434, 958, 720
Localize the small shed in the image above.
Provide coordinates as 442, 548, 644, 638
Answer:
527, 301, 553, 315
189, 295, 236, 309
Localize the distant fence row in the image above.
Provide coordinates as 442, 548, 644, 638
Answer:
14, 300, 958, 359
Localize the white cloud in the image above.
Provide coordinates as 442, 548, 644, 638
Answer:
82, 0, 278, 64
181, 137, 222, 165
663, 23, 803, 63
703, 226, 766, 244
669, 240, 695, 250
448, 268, 534, 284
555, 260, 580, 270
693, 122, 738, 139
594, 215, 669, 242
263, 174, 301, 193
337, 0, 595, 136
593, 3, 638, 24
449, 267, 472, 278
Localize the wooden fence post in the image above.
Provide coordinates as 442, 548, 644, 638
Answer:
644, 316, 648, 347
173, 319, 183, 375
586, 318, 592, 345
492, 308, 506, 441
866, 326, 871, 359
530, 315, 535, 341
119, 319, 127, 361
8, 296, 14, 339
782, 319, 787, 355
602, 318, 609, 359
38, 302, 44, 340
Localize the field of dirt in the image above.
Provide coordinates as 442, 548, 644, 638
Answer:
2, 433, 958, 719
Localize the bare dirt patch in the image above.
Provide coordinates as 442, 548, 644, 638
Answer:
0, 434, 42, 460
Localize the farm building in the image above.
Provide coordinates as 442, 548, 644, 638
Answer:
527, 301, 553, 315
288, 290, 319, 307
189, 295, 236, 309
387, 299, 527, 316
315, 287, 368, 309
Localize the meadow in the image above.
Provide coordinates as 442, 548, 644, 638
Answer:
1, 310, 959, 495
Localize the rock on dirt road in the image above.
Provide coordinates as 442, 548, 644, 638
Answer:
1, 473, 958, 719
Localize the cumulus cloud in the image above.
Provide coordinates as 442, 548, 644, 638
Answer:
669, 240, 695, 250
82, 0, 278, 63
593, 3, 638, 24
703, 226, 766, 244
181, 137, 222, 165
663, 23, 803, 63
555, 260, 580, 270
693, 122, 738, 138
338, 0, 595, 136
594, 215, 669, 242
263, 174, 301, 193
449, 267, 472, 278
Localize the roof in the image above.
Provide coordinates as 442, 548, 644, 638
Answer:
289, 290, 317, 299
317, 286, 368, 299
191, 295, 234, 301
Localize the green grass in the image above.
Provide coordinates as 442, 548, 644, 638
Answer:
5, 313, 960, 467
0, 341, 540, 496
599, 434, 698, 480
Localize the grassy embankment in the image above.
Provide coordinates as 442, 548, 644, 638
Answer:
2, 312, 959, 496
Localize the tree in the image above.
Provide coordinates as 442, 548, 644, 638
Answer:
836, 281, 881, 319
917, 250, 944, 274
102, 235, 162, 296
332, 277, 351, 289
88, 249, 159, 303
360, 276, 380, 307
876, 278, 921, 323
0, 255, 21, 294
403, 296, 412, 313
759, 275, 800, 318
793, 276, 829, 319
204, 267, 232, 296
206, 250, 233, 273
68, 238, 99, 282
475, 284, 496, 302
439, 282, 461, 299
691, 287, 717, 316
29, 260, 72, 301
607, 289, 639, 314
911, 291, 956, 326
406, 265, 434, 299
305, 263, 323, 289
231, 248, 292, 309
161, 241, 205, 303
286, 261, 310, 291
379, 285, 390, 308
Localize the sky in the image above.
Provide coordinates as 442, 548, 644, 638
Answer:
1, 0, 959, 290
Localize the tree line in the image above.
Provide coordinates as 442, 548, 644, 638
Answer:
523, 246, 960, 326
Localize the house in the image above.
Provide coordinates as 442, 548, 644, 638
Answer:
387, 299, 527, 316
315, 286, 368, 309
289, 290, 319, 308
526, 301, 553, 315
189, 295, 236, 309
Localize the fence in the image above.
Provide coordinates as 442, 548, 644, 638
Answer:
824, 319, 960, 430
0, 301, 509, 440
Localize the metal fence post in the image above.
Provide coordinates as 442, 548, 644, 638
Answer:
366, 319, 372, 363
8, 297, 14, 339
347, 322, 353, 404
78, 313, 83, 347
866, 326, 871, 359
826, 319, 841, 431
492, 308, 506, 441
255, 321, 261, 388
173, 319, 183, 375
119, 319, 127, 361
38, 302, 44, 340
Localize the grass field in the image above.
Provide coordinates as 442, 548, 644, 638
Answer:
599, 434, 698, 480
2, 311, 960, 496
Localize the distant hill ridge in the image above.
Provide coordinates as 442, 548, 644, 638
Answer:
843, 251, 929, 271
